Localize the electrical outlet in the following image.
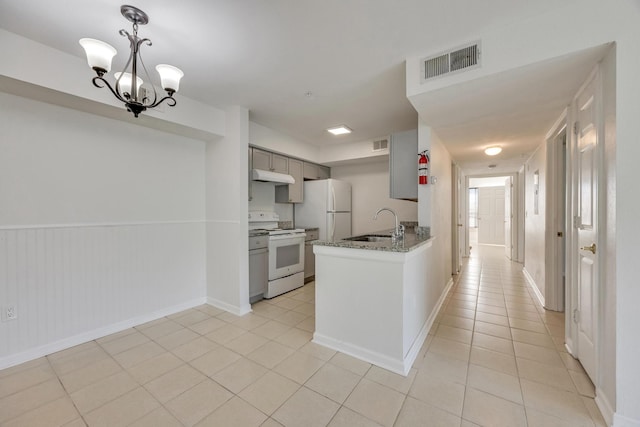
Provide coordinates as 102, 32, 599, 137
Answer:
2, 304, 17, 322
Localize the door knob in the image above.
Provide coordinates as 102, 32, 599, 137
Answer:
457, 224, 463, 227
581, 243, 596, 254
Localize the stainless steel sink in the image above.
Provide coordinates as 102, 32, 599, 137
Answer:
344, 234, 393, 242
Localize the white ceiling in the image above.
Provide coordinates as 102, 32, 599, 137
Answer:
0, 0, 604, 174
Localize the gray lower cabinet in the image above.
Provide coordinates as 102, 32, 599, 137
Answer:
304, 229, 319, 282
389, 129, 418, 201
249, 235, 268, 303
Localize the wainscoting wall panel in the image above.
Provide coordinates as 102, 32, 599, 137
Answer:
0, 221, 206, 368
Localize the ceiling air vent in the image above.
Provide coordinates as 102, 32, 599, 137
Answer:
372, 138, 389, 152
421, 41, 481, 82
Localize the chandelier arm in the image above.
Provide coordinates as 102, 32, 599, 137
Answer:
147, 95, 177, 109
135, 39, 158, 106
92, 76, 128, 104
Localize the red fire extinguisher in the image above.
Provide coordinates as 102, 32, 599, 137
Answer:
418, 151, 429, 185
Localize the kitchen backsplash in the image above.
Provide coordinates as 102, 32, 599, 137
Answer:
249, 181, 294, 221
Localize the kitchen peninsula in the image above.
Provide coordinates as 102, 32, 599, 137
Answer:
312, 229, 447, 376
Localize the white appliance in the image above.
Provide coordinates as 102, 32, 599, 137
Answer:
248, 211, 306, 299
295, 179, 352, 241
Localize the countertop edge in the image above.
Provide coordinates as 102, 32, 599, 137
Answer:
312, 233, 434, 253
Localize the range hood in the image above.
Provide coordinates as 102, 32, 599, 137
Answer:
252, 168, 295, 184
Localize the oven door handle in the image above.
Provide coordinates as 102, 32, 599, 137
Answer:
268, 234, 306, 241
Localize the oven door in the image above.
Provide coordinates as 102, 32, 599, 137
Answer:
268, 234, 305, 281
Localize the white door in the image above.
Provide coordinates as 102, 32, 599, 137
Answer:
478, 187, 506, 245
575, 73, 599, 381
459, 172, 467, 258
451, 164, 463, 273
504, 177, 512, 259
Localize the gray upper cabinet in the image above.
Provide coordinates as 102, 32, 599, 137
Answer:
304, 162, 331, 180
303, 162, 319, 180
275, 158, 303, 203
252, 148, 271, 171
318, 165, 330, 179
271, 153, 289, 174
389, 129, 418, 201
252, 148, 288, 174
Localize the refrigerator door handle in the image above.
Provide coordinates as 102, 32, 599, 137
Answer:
328, 215, 335, 241
330, 184, 336, 212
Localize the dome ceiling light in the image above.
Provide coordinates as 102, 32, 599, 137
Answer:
484, 146, 502, 156
79, 5, 184, 117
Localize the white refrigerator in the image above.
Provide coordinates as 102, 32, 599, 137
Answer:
295, 179, 352, 241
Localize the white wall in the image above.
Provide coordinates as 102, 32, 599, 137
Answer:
523, 145, 546, 301
416, 124, 454, 309
250, 121, 319, 161
206, 107, 250, 316
0, 93, 207, 368
319, 140, 389, 166
428, 132, 453, 292
330, 160, 417, 235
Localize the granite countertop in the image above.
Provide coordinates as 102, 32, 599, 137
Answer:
312, 229, 433, 253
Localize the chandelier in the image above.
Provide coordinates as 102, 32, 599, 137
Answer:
79, 5, 183, 117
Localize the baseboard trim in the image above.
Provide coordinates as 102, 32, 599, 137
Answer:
522, 267, 545, 308
207, 297, 252, 316
0, 297, 207, 371
403, 276, 455, 364
313, 332, 406, 375
595, 388, 615, 426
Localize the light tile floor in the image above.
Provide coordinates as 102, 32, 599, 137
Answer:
0, 245, 607, 426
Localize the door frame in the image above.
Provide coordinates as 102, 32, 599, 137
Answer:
451, 163, 465, 273
544, 109, 569, 312
464, 172, 521, 260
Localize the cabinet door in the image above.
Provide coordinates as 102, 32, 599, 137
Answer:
275, 158, 304, 203
389, 129, 418, 200
304, 243, 315, 280
303, 162, 319, 180
271, 153, 289, 174
287, 158, 304, 203
318, 166, 330, 179
252, 148, 271, 171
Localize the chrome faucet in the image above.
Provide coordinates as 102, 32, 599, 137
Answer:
373, 207, 404, 240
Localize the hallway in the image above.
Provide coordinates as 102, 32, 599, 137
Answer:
430, 244, 605, 426
0, 246, 606, 426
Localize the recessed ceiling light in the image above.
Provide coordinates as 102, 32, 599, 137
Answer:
327, 125, 352, 136
484, 146, 502, 156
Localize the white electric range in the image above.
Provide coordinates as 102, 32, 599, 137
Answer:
248, 211, 306, 299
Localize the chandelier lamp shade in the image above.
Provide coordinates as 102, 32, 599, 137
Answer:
79, 5, 184, 118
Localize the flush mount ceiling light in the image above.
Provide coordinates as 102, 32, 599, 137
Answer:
79, 5, 184, 117
484, 146, 502, 156
327, 125, 352, 136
